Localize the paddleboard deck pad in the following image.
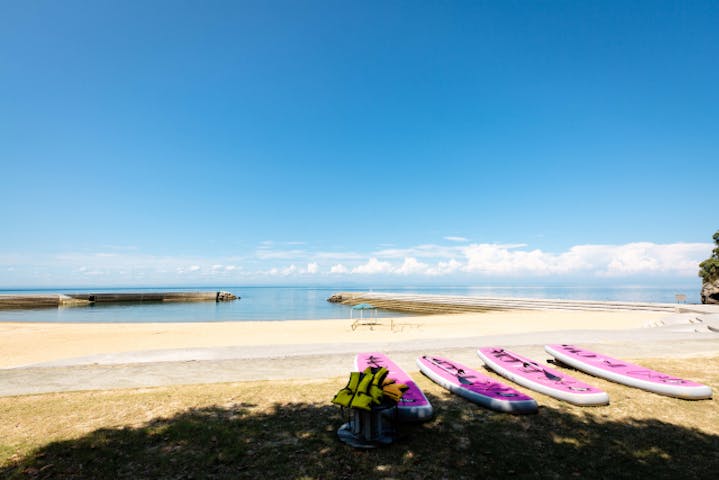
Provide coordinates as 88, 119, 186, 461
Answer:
355, 353, 433, 421
417, 355, 537, 414
545, 344, 713, 400
477, 347, 610, 406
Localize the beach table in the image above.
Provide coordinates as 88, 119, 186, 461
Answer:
350, 303, 394, 331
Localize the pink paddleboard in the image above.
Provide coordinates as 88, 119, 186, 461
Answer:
355, 352, 433, 421
477, 347, 609, 406
545, 344, 713, 400
417, 355, 537, 414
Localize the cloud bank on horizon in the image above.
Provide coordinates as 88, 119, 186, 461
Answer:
0, 240, 711, 287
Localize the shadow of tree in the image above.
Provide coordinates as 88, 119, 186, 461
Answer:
2, 392, 718, 479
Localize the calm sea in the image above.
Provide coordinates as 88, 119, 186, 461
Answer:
0, 285, 700, 324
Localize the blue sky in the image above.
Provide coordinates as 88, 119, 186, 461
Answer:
1, 1, 717, 288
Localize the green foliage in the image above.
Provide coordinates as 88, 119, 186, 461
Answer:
698, 229, 719, 282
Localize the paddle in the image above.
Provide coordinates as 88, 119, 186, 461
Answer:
523, 362, 563, 382
491, 348, 563, 382
602, 360, 627, 369
366, 355, 384, 368
425, 356, 474, 385
547, 358, 577, 371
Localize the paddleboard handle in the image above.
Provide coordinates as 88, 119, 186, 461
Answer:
487, 348, 569, 383
423, 356, 475, 385
366, 355, 385, 368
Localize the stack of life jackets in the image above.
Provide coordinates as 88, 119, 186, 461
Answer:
332, 367, 409, 410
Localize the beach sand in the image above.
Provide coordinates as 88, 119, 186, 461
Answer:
0, 309, 667, 368
1, 308, 718, 396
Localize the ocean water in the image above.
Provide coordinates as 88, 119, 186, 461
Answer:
0, 285, 700, 324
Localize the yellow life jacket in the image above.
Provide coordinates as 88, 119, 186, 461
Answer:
331, 370, 362, 407
369, 367, 389, 404
349, 367, 376, 411
332, 366, 403, 410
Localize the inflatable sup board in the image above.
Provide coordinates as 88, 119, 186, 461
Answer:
417, 355, 537, 414
477, 347, 610, 406
355, 353, 433, 421
545, 344, 713, 400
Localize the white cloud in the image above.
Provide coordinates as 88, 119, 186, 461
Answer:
0, 240, 711, 287
175, 264, 204, 275
426, 259, 462, 276
315, 251, 365, 260
374, 244, 460, 259
352, 258, 393, 274
460, 242, 710, 277
444, 236, 468, 242
330, 264, 349, 274
255, 248, 307, 260
281, 265, 298, 275
267, 264, 300, 276
462, 244, 567, 275
599, 242, 708, 277
395, 257, 429, 275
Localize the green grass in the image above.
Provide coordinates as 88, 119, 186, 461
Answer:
1, 357, 718, 479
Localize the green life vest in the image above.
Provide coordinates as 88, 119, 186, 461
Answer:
331, 366, 391, 410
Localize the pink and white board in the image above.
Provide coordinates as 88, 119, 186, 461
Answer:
417, 355, 537, 414
477, 347, 609, 406
545, 344, 713, 400
355, 352, 433, 421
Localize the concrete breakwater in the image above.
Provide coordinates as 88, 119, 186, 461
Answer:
327, 292, 712, 314
0, 291, 238, 310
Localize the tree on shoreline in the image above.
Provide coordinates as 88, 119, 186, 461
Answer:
699, 230, 719, 282
699, 230, 719, 304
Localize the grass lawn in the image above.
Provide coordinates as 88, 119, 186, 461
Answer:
1, 356, 717, 479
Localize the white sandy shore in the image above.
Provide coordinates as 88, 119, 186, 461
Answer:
1, 309, 718, 396
0, 309, 712, 368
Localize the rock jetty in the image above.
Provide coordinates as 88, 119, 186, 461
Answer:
0, 291, 239, 310
327, 291, 716, 314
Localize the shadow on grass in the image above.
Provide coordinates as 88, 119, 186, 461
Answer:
2, 392, 718, 480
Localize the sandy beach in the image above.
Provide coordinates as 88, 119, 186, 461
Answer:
0, 309, 684, 368
1, 307, 718, 397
